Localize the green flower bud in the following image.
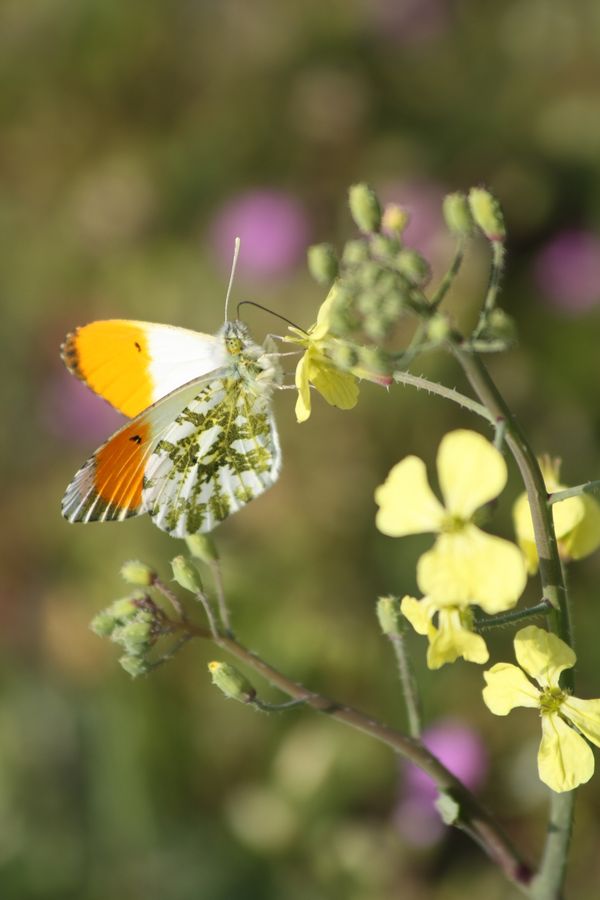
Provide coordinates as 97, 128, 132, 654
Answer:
114, 619, 154, 654
349, 183, 382, 234
358, 261, 382, 289
120, 559, 155, 587
427, 313, 452, 343
485, 308, 517, 343
356, 346, 391, 378
119, 655, 151, 678
382, 203, 409, 236
396, 249, 431, 286
442, 192, 475, 237
342, 239, 370, 266
90, 610, 118, 638
363, 316, 388, 342
185, 534, 219, 564
328, 342, 359, 371
171, 555, 203, 593
369, 234, 400, 261
307, 243, 339, 285
108, 595, 143, 620
468, 187, 506, 242
376, 595, 402, 635
381, 289, 406, 321
208, 661, 256, 702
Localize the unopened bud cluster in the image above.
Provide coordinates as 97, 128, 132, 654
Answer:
90, 592, 164, 677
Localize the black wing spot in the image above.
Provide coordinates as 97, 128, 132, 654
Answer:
134, 341, 142, 352
129, 434, 143, 444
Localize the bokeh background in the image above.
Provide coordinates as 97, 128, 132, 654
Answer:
2, 1, 600, 897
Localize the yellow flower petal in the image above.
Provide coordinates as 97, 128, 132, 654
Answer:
538, 712, 594, 792
309, 361, 359, 410
437, 429, 507, 519
417, 526, 526, 613
294, 352, 312, 423
482, 663, 540, 714
311, 285, 337, 339
400, 594, 436, 636
427, 609, 489, 669
560, 494, 600, 561
513, 489, 585, 574
375, 457, 446, 537
512, 492, 541, 575
514, 626, 576, 689
562, 696, 600, 748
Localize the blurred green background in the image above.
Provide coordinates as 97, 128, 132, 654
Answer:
2, 1, 600, 897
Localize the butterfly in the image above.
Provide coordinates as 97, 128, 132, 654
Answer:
60, 314, 282, 537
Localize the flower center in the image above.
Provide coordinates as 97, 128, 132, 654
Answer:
539, 686, 565, 715
441, 513, 468, 534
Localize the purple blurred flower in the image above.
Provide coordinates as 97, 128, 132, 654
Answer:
211, 189, 310, 278
395, 719, 488, 847
41, 370, 124, 445
534, 229, 600, 315
371, 0, 450, 45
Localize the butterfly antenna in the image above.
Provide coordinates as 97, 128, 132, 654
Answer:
237, 300, 308, 334
224, 236, 241, 322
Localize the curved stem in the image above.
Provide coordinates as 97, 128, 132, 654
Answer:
392, 370, 495, 423
451, 343, 575, 900
180, 618, 531, 890
387, 626, 422, 738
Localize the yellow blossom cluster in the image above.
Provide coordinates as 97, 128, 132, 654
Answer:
375, 429, 527, 668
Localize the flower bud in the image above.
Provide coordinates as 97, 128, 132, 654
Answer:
329, 342, 359, 371
114, 618, 154, 654
349, 183, 382, 233
120, 559, 155, 587
369, 234, 400, 261
468, 187, 506, 242
442, 192, 475, 236
396, 249, 431, 286
119, 655, 151, 678
90, 610, 117, 638
171, 555, 203, 593
376, 595, 402, 635
307, 243, 339, 285
185, 534, 219, 564
427, 313, 452, 344
485, 309, 516, 344
382, 203, 409, 236
342, 239, 370, 265
109, 595, 143, 620
208, 661, 256, 702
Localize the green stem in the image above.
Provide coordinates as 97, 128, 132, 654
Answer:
392, 370, 494, 423
549, 480, 600, 504
431, 238, 465, 309
451, 343, 575, 900
475, 600, 552, 632
472, 240, 506, 338
388, 626, 422, 738
180, 618, 531, 890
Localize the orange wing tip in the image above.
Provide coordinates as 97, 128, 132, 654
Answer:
60, 329, 83, 378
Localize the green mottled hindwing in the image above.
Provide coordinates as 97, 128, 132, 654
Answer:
142, 321, 281, 537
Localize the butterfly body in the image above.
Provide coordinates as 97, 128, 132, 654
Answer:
61, 319, 282, 537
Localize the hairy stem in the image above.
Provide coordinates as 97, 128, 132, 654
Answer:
451, 343, 574, 900
180, 618, 531, 890
387, 627, 422, 738
392, 370, 494, 422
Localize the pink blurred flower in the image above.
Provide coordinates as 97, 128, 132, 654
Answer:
395, 719, 488, 847
210, 189, 310, 278
41, 370, 124, 446
371, 0, 450, 45
534, 229, 600, 315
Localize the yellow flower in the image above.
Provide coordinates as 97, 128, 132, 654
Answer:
401, 594, 489, 669
513, 456, 600, 574
483, 625, 600, 793
375, 430, 527, 613
287, 286, 360, 423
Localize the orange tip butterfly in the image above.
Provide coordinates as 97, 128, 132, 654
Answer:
61, 240, 282, 537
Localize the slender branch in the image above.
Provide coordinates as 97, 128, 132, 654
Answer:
153, 576, 186, 620
475, 600, 552, 632
387, 627, 422, 738
472, 241, 506, 338
549, 480, 600, 504
431, 238, 465, 309
177, 618, 531, 890
392, 370, 495, 423
209, 560, 233, 636
195, 591, 220, 639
